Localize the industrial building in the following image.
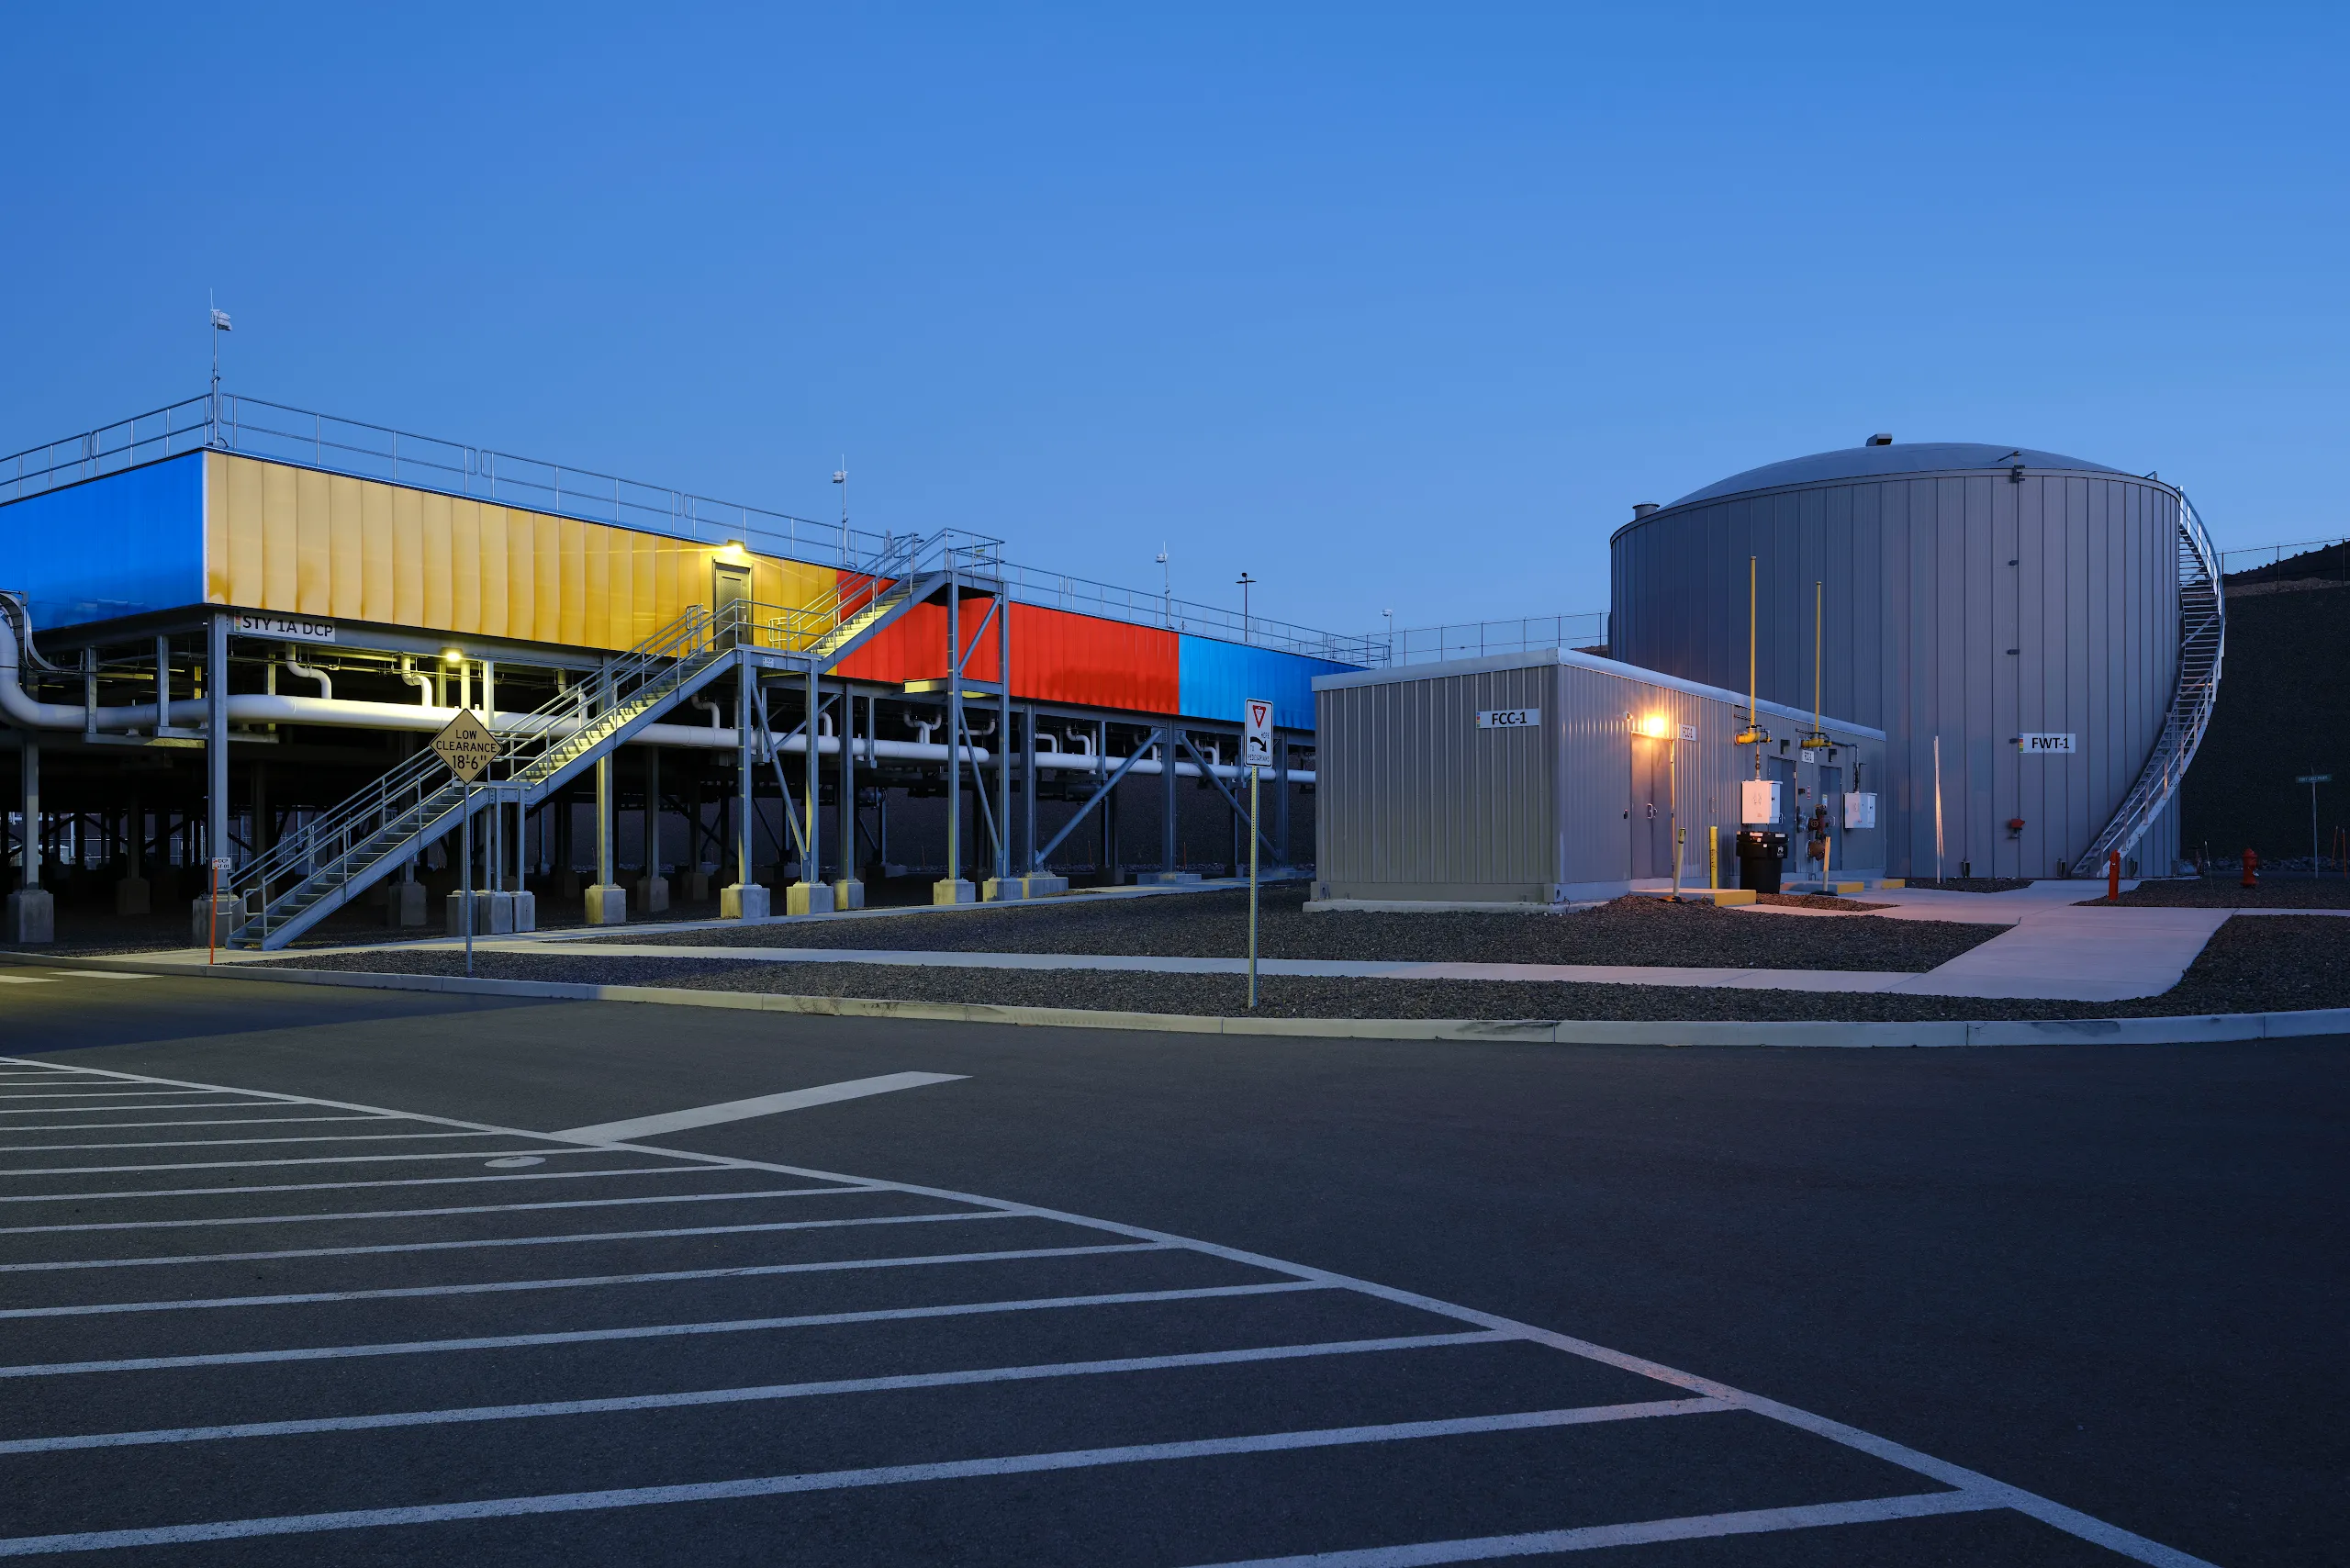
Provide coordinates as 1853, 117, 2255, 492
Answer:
1311, 648, 1885, 903
1609, 440, 2221, 882
0, 394, 1366, 946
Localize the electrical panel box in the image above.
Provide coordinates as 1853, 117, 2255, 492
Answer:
1740, 779, 1782, 825
1843, 791, 1877, 830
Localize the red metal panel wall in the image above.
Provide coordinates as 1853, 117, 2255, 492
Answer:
831, 599, 1180, 714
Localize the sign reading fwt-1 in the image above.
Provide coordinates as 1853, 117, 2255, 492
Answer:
431, 710, 498, 782
1476, 708, 1540, 730
2017, 733, 2077, 755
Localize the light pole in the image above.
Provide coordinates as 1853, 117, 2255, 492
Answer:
1237, 572, 1256, 644
833, 460, 848, 561
1157, 547, 1170, 627
1382, 608, 1394, 664
207, 297, 232, 445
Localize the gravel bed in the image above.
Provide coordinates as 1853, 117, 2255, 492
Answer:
258, 917, 2350, 1024
1757, 893, 1891, 912
577, 884, 1999, 973
1899, 877, 2040, 893
2106, 879, 2350, 909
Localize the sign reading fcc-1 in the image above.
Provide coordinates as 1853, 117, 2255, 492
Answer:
2016, 733, 2076, 755
1475, 708, 1540, 730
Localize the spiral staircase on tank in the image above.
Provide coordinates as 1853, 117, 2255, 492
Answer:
2069, 496, 2226, 877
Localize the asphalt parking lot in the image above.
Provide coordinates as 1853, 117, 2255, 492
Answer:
0, 969, 2340, 1565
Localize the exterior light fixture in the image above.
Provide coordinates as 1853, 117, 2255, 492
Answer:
442, 647, 463, 666
1639, 713, 1671, 738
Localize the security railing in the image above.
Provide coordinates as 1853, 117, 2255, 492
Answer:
1373, 610, 1610, 668
2219, 535, 2349, 584
0, 392, 1375, 665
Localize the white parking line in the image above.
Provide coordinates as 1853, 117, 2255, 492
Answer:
0, 1131, 504, 1155
0, 1281, 1330, 1379
0, 1402, 1723, 1557
0, 1165, 779, 1205
0, 1100, 283, 1115
45, 972, 156, 980
0, 1207, 1011, 1272
1179, 1491, 2004, 1565
0, 1148, 623, 1178
0, 978, 55, 987
0, 1115, 392, 1134
0, 1185, 869, 1237
549, 1071, 968, 1144
0, 1090, 260, 1101
0, 1240, 1173, 1320
0, 1330, 1516, 1455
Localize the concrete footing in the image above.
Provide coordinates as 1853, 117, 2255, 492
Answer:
190, 893, 244, 945
1022, 874, 1070, 898
584, 884, 628, 925
1135, 871, 1201, 886
785, 881, 835, 916
981, 877, 1026, 902
387, 881, 428, 927
633, 875, 670, 914
683, 870, 712, 903
113, 877, 150, 916
510, 890, 537, 933
445, 890, 516, 936
5, 890, 55, 945
830, 879, 866, 911
720, 882, 769, 921
933, 879, 977, 905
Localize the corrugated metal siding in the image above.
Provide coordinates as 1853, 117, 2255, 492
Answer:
1179, 637, 1354, 731
199, 454, 834, 652
0, 453, 206, 629
1612, 463, 2181, 878
834, 599, 1185, 714
1316, 653, 1886, 900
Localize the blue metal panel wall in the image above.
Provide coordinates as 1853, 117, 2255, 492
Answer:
1178, 636, 1357, 731
0, 454, 206, 630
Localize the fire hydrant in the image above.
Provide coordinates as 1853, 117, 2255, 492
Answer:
2108, 849, 2121, 902
2242, 847, 2259, 889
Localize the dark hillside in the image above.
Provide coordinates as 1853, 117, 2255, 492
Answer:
2178, 556, 2350, 867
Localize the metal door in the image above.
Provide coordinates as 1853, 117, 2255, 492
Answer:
1631, 735, 1672, 880
712, 563, 752, 648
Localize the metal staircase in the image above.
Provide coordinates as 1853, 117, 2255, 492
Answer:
221, 529, 1002, 951
2070, 495, 2226, 877
226, 606, 743, 949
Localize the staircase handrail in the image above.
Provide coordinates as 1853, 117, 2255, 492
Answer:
2069, 494, 2226, 875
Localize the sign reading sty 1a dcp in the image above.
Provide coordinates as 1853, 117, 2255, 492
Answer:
1243, 698, 1273, 768
431, 710, 498, 782
2017, 733, 2076, 755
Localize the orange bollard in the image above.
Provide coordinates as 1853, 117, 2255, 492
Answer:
2107, 849, 2121, 902
2241, 847, 2259, 889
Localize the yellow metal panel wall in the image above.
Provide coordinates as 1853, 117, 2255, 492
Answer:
202, 454, 834, 653
359, 481, 394, 623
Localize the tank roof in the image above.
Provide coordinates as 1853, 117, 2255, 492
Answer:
1666, 442, 2128, 510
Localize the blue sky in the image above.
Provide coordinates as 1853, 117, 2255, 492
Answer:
3, 4, 2343, 637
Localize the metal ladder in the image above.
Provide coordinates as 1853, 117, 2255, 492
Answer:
2070, 495, 2226, 877
225, 606, 742, 950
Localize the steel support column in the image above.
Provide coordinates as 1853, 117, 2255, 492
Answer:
206, 614, 229, 866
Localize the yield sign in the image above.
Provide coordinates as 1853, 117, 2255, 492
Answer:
1243, 698, 1273, 768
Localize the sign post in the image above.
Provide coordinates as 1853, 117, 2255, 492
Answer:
2299, 774, 2333, 879
1243, 699, 1272, 1010
207, 856, 232, 964
431, 711, 498, 977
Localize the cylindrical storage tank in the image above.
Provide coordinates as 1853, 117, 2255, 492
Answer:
1609, 442, 2189, 880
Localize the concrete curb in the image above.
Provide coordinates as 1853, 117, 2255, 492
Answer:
11, 952, 2349, 1048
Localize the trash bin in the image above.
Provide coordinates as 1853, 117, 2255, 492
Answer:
1736, 830, 1789, 894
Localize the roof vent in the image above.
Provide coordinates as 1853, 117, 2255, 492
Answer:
1866, 433, 1894, 446
1631, 502, 1660, 520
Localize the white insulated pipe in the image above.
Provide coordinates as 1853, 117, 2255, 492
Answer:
0, 608, 1312, 781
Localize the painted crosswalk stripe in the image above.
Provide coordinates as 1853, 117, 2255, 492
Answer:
0, 1402, 1725, 1556
0, 1239, 1171, 1319
0, 1280, 1332, 1379
0, 1207, 1009, 1272
0, 1331, 1516, 1455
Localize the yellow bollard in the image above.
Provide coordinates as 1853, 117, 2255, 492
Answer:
1708, 824, 1719, 890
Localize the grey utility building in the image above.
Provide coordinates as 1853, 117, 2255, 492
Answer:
1312, 648, 1884, 904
